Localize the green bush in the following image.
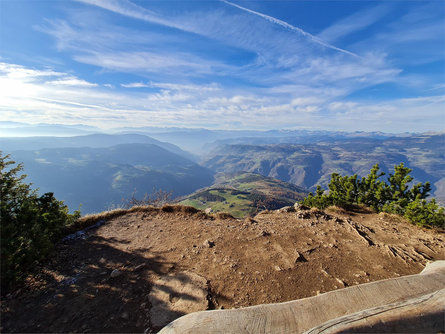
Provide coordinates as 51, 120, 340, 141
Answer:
403, 198, 445, 227
302, 186, 331, 209
356, 164, 387, 210
1, 153, 80, 293
301, 163, 444, 228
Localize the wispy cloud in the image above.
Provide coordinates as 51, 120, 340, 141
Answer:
73, 51, 231, 77
325, 95, 445, 132
317, 4, 392, 43
350, 2, 445, 66
75, 0, 171, 29
121, 81, 220, 91
1, 61, 443, 132
0, 62, 63, 80
73, 0, 357, 62
150, 82, 221, 92
121, 82, 149, 88
46, 77, 98, 87
220, 0, 358, 57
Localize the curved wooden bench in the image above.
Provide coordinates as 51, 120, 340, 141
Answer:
159, 261, 445, 333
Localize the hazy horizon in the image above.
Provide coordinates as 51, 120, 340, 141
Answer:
2, 120, 445, 138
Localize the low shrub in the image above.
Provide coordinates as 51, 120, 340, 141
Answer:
301, 163, 444, 228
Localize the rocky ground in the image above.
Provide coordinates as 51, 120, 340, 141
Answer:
2, 204, 445, 333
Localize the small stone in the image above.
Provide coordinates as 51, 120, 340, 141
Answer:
297, 212, 311, 219
203, 240, 215, 248
277, 206, 295, 213
295, 252, 308, 263
258, 230, 270, 237
134, 264, 145, 271
121, 312, 129, 320
274, 265, 283, 271
354, 270, 368, 278
245, 217, 257, 224
205, 208, 212, 214
335, 278, 346, 287
294, 203, 310, 211
110, 269, 121, 278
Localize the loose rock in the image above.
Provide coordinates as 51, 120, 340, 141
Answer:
110, 269, 121, 278
295, 252, 308, 263
203, 240, 215, 248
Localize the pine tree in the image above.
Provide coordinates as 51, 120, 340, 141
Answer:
299, 162, 444, 228
1, 152, 80, 292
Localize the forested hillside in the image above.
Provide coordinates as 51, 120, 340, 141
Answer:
180, 172, 308, 217
8, 143, 214, 213
203, 134, 445, 204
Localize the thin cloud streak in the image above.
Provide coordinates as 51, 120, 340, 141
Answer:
121, 82, 150, 88
220, 0, 359, 57
46, 78, 98, 87
75, 0, 171, 30
317, 4, 392, 43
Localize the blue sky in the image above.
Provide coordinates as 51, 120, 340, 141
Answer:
0, 0, 444, 132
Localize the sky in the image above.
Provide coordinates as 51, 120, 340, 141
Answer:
0, 0, 444, 132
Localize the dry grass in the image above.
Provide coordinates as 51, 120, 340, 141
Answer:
325, 206, 348, 215
326, 205, 375, 215
378, 211, 409, 224
161, 204, 200, 214
70, 204, 210, 232
377, 211, 445, 233
213, 212, 235, 220
72, 206, 158, 232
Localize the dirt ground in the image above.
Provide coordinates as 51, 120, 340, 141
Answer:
2, 205, 445, 333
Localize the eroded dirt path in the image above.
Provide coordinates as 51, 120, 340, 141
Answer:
2, 205, 444, 333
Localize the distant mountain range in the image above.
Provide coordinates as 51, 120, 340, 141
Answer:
1, 121, 416, 154
7, 143, 213, 214
202, 134, 445, 204
180, 172, 308, 218
0, 133, 195, 161
2, 128, 443, 215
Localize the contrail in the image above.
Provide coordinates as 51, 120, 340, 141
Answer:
220, 0, 358, 57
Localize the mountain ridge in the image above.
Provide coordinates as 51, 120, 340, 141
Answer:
202, 134, 445, 204
0, 133, 195, 161
8, 143, 213, 214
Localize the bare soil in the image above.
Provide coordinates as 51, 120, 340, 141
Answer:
2, 205, 445, 333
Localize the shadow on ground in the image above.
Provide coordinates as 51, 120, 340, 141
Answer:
2, 234, 196, 333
